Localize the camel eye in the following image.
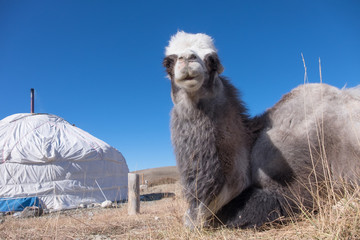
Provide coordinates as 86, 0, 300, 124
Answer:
178, 56, 184, 61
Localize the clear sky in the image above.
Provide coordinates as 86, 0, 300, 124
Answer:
1, 1, 359, 171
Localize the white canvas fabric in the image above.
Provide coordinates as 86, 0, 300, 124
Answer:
0, 113, 129, 210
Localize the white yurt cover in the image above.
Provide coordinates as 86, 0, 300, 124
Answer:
0, 113, 129, 210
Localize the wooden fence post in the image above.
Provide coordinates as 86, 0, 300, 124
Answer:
128, 173, 140, 215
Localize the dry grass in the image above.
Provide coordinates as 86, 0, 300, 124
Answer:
1, 181, 359, 239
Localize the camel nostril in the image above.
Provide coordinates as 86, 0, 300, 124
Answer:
188, 54, 197, 60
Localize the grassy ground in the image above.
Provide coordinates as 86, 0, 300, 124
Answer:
1, 181, 359, 240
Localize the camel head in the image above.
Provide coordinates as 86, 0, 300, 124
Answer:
163, 31, 224, 101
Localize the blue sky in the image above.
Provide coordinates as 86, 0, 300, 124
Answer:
1, 1, 359, 171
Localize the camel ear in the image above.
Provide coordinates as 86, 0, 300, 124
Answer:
163, 54, 178, 79
204, 53, 224, 74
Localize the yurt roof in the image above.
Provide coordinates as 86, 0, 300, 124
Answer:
0, 113, 125, 164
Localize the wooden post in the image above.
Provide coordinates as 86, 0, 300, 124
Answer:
128, 173, 140, 215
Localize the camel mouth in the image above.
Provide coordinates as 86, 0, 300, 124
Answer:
175, 73, 203, 91
181, 75, 198, 81
183, 76, 196, 81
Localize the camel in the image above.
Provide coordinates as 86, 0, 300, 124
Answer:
163, 31, 360, 228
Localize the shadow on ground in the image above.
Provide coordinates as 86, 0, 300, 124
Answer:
140, 193, 175, 202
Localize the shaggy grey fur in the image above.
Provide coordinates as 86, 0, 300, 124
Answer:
163, 36, 360, 229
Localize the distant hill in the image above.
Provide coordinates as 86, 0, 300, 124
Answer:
133, 166, 179, 186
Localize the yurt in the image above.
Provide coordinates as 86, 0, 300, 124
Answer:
0, 113, 129, 211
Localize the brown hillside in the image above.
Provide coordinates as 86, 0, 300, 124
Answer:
133, 166, 179, 186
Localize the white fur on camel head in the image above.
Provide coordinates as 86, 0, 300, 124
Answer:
164, 31, 224, 93
165, 31, 218, 60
